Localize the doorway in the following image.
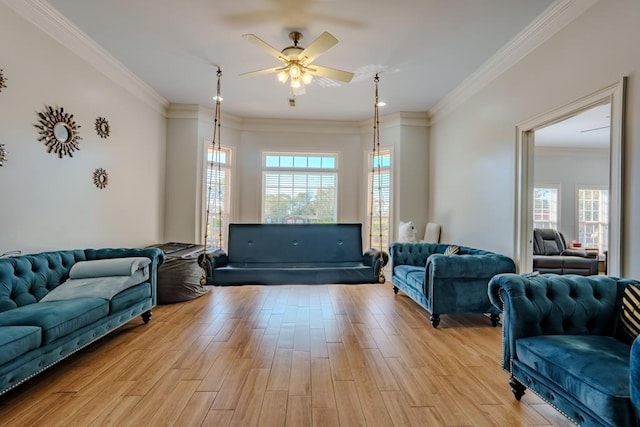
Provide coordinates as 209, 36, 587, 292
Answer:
514, 79, 626, 276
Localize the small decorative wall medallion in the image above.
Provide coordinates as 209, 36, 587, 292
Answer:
35, 106, 82, 158
93, 168, 109, 189
95, 117, 110, 139
0, 69, 6, 92
0, 144, 7, 166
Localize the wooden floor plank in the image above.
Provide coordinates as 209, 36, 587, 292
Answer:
287, 395, 313, 427
0, 283, 571, 426
175, 391, 218, 427
258, 390, 288, 426
289, 350, 312, 396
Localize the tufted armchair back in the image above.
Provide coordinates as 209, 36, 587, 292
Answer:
389, 242, 493, 269
0, 248, 164, 313
488, 273, 634, 370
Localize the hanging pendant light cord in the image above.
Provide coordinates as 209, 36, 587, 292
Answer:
369, 73, 385, 283
201, 67, 223, 285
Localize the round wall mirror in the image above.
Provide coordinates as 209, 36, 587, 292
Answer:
34, 106, 82, 158
93, 168, 109, 189
95, 117, 111, 139
0, 69, 7, 93
53, 123, 70, 143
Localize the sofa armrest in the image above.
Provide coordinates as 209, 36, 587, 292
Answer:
83, 248, 165, 306
363, 248, 389, 279
197, 249, 229, 279
560, 248, 596, 258
427, 253, 515, 279
363, 248, 389, 267
631, 337, 640, 426
488, 273, 624, 371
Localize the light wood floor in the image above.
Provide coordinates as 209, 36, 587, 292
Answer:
0, 282, 573, 426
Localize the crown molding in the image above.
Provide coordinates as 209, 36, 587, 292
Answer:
167, 104, 359, 134
359, 111, 430, 133
429, 0, 598, 123
3, 0, 169, 115
239, 117, 361, 134
167, 104, 243, 130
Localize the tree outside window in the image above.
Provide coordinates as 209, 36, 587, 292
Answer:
578, 187, 608, 253
367, 150, 391, 251
533, 187, 559, 230
204, 146, 231, 250
262, 154, 338, 224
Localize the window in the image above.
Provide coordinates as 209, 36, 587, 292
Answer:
262, 153, 337, 224
204, 146, 231, 249
367, 150, 391, 250
578, 186, 608, 253
533, 187, 559, 230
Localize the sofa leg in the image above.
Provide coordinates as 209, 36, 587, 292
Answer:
430, 314, 440, 328
490, 313, 500, 327
509, 376, 526, 400
142, 310, 152, 324
393, 286, 399, 295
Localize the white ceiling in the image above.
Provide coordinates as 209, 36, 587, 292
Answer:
45, 0, 555, 121
535, 103, 611, 150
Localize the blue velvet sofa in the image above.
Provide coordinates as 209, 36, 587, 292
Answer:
489, 273, 640, 426
0, 247, 164, 396
198, 223, 388, 285
389, 242, 515, 327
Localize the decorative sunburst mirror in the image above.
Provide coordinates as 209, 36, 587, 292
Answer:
35, 106, 82, 158
0, 69, 6, 92
95, 117, 110, 139
93, 168, 109, 189
0, 144, 7, 166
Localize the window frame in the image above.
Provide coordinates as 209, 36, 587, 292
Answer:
203, 145, 232, 250
576, 185, 609, 253
533, 185, 560, 231
261, 152, 339, 224
366, 149, 392, 251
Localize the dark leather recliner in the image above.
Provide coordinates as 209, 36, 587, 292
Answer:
532, 228, 599, 276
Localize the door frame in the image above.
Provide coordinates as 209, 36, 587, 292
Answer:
514, 78, 626, 276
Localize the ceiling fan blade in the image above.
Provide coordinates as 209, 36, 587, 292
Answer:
242, 34, 287, 62
299, 32, 338, 64
240, 66, 285, 78
307, 65, 354, 83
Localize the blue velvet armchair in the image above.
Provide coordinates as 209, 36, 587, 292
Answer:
489, 273, 640, 426
389, 242, 515, 327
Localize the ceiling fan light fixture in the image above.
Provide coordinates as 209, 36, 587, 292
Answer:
290, 76, 301, 89
277, 71, 288, 83
302, 72, 313, 85
289, 65, 301, 78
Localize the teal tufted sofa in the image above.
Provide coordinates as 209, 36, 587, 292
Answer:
0, 247, 164, 396
198, 224, 388, 285
389, 242, 515, 327
489, 273, 640, 426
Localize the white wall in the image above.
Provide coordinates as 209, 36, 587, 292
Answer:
366, 114, 430, 242
428, 0, 640, 275
534, 147, 609, 243
164, 110, 429, 246
0, 5, 167, 254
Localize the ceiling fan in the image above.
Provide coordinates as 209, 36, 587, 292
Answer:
240, 31, 354, 97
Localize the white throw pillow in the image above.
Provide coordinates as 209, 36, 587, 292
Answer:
398, 221, 417, 243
